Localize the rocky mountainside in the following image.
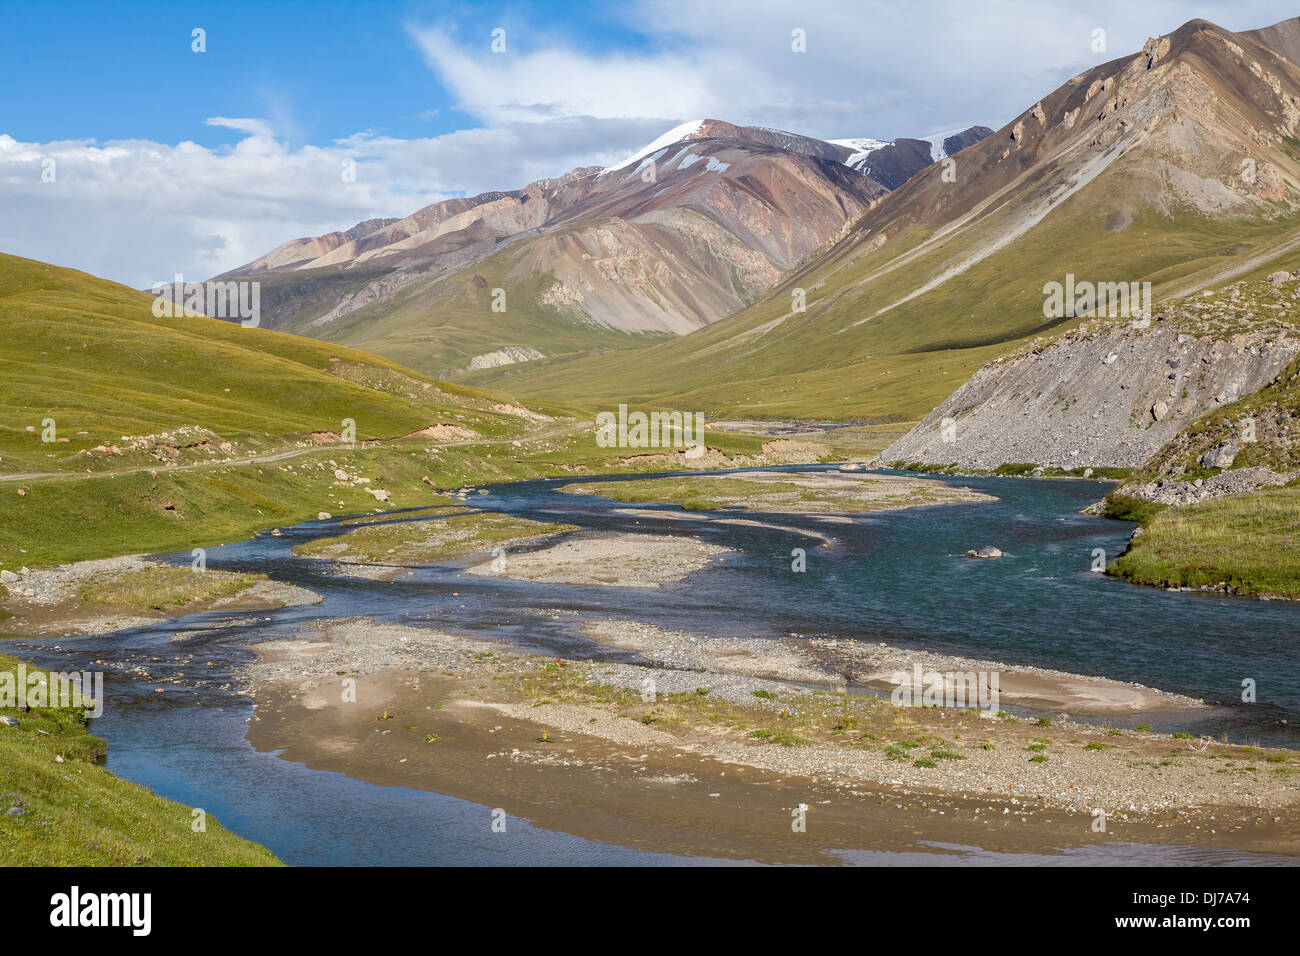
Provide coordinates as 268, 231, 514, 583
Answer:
215, 120, 989, 378
478, 17, 1300, 423
1109, 271, 1300, 504
878, 281, 1300, 470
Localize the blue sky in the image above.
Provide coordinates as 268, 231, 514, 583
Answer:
0, 0, 665, 148
1, 0, 1297, 285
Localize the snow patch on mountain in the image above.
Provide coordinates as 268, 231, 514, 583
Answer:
918, 128, 967, 160
601, 120, 705, 175
828, 137, 890, 169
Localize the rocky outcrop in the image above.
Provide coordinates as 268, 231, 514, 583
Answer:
879, 320, 1300, 470
468, 346, 545, 370
1122, 465, 1298, 505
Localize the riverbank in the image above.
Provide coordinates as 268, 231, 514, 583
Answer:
0, 652, 279, 866
0, 427, 849, 572
1102, 487, 1300, 600
240, 617, 1297, 863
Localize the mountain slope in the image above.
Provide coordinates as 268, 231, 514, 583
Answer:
477, 17, 1300, 422
217, 120, 989, 378
877, 276, 1300, 470
0, 252, 542, 478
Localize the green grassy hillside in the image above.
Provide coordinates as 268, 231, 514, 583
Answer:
0, 252, 542, 477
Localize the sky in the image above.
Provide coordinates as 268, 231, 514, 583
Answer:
1, 0, 1296, 287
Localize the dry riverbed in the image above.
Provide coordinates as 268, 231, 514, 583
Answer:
241, 617, 1298, 863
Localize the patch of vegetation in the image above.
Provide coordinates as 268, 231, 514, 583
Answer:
1109, 487, 1300, 598
929, 748, 965, 760
78, 565, 263, 613
294, 510, 579, 564
0, 653, 276, 865
559, 472, 966, 514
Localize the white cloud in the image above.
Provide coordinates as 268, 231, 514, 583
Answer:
413, 0, 1300, 138
2, 0, 1294, 287
0, 116, 665, 287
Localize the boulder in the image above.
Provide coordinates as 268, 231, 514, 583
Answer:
366, 488, 392, 503
964, 547, 1004, 559
0, 569, 18, 584
1199, 441, 1239, 470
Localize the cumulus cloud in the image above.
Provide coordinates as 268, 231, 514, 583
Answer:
414, 0, 1299, 139
0, 116, 665, 287
1, 0, 1294, 287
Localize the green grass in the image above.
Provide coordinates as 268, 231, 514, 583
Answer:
559, 472, 970, 513
0, 252, 542, 478
0, 653, 277, 865
0, 418, 780, 571
293, 510, 578, 564
77, 564, 264, 612
1109, 486, 1300, 598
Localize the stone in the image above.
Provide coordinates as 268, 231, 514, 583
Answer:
1151, 400, 1169, 422
964, 547, 1004, 559
1199, 442, 1239, 470
0, 715, 18, 727
317, 512, 332, 520
366, 488, 392, 502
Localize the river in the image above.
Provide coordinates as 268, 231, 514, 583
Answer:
6, 465, 1298, 865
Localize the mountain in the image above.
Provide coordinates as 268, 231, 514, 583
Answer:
215, 120, 990, 378
476, 17, 1300, 423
